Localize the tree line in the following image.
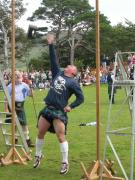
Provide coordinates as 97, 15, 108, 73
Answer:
0, 0, 135, 70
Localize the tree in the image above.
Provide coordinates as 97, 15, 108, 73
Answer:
29, 0, 95, 64
29, 0, 135, 68
28, 51, 50, 71
111, 22, 135, 53
15, 27, 33, 68
0, 0, 25, 69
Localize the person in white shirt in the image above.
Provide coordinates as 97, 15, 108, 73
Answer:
6, 71, 34, 147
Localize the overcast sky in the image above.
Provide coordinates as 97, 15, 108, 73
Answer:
89, 0, 135, 25
17, 0, 135, 32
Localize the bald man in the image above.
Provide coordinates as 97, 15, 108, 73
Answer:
33, 34, 84, 174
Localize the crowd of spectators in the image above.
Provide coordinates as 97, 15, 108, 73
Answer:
0, 70, 52, 90
0, 64, 114, 90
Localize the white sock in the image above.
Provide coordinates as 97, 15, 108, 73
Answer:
24, 131, 30, 140
60, 141, 68, 164
35, 138, 44, 157
22, 126, 30, 140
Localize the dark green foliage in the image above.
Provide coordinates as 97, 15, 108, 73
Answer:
28, 51, 50, 71
5, 0, 132, 70
27, 0, 135, 68
0, 0, 26, 68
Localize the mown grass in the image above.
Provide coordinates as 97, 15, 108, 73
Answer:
0, 84, 134, 179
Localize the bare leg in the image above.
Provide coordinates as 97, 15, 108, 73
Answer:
53, 119, 69, 174
37, 116, 50, 139
35, 116, 50, 157
53, 119, 66, 143
53, 119, 68, 164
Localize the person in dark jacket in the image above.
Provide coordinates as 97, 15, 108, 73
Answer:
33, 34, 84, 174
107, 70, 116, 104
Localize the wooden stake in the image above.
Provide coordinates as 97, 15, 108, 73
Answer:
0, 148, 27, 165
81, 161, 124, 180
0, 0, 31, 166
80, 0, 124, 179
21, 148, 32, 161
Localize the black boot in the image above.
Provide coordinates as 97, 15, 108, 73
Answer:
26, 139, 35, 147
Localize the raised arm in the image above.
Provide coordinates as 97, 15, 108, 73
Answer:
47, 34, 60, 79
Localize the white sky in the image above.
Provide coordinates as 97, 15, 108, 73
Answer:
17, 0, 135, 32
89, 0, 135, 25
17, 0, 42, 31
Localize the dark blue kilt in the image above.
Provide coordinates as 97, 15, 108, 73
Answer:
38, 106, 68, 134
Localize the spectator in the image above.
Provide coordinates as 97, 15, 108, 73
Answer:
5, 71, 34, 147
107, 69, 116, 104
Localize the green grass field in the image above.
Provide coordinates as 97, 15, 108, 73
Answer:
0, 84, 134, 179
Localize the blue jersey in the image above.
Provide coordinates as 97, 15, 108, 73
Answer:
44, 44, 84, 110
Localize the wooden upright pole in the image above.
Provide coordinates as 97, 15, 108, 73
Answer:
95, 0, 100, 162
0, 0, 30, 166
80, 1, 124, 179
11, 0, 16, 153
